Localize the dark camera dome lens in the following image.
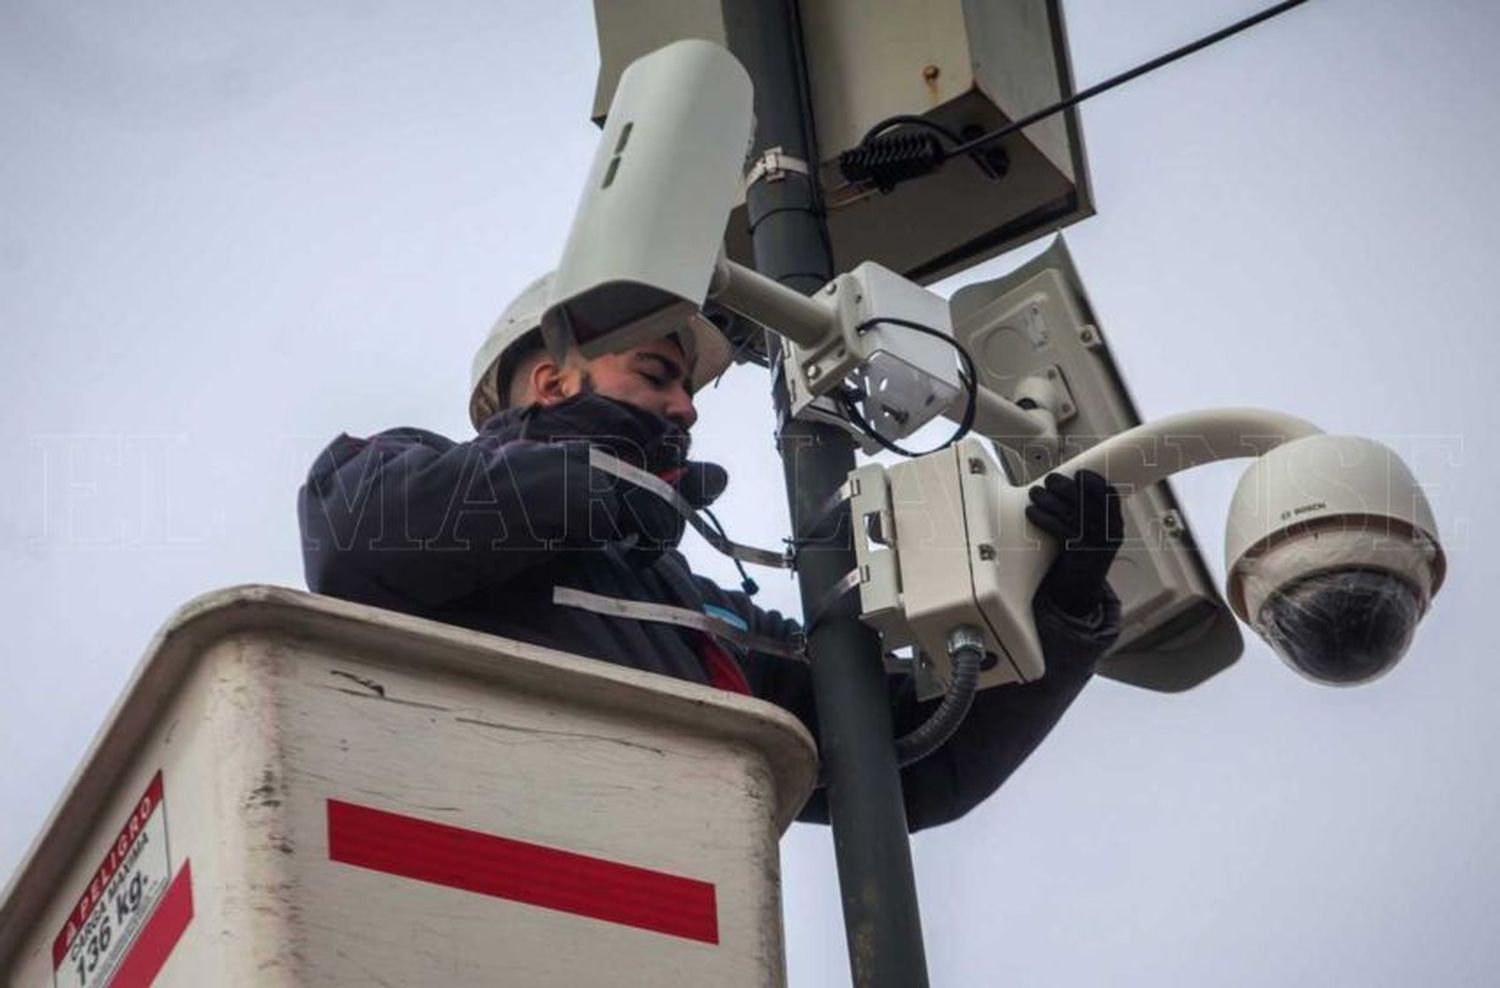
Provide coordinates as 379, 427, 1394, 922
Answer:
1255, 569, 1422, 685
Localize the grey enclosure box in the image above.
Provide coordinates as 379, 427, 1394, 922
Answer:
592, 0, 1093, 285
950, 238, 1243, 691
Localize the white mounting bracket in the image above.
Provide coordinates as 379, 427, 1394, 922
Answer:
781, 262, 962, 442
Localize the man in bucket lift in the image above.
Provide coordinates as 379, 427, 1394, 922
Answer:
297, 274, 1123, 831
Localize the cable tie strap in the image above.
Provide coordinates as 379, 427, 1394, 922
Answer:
553, 586, 806, 662
744, 146, 811, 189
804, 568, 863, 634
589, 449, 793, 569
796, 477, 857, 550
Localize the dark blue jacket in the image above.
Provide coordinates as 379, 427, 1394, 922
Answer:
298, 398, 1120, 831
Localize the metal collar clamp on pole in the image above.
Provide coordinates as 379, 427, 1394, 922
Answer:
744, 146, 811, 189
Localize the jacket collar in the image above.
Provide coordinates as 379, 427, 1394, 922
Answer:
477, 396, 727, 510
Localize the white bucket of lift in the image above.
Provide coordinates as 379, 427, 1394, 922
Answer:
0, 585, 818, 987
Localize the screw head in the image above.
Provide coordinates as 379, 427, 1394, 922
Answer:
922, 64, 941, 82
977, 543, 996, 561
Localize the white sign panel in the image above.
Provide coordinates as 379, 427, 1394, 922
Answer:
51, 772, 172, 988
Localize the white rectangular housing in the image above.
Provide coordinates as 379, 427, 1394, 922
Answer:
783, 262, 962, 440
852, 441, 1051, 694
0, 586, 818, 987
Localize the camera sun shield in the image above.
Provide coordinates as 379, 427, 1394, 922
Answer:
544, 40, 754, 363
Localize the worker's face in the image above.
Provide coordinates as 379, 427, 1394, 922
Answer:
544, 336, 698, 430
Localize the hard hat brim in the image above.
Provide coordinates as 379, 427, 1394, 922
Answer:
680, 311, 734, 392
470, 303, 737, 430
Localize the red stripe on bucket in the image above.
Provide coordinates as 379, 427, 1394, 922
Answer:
326, 799, 719, 944
111, 860, 194, 988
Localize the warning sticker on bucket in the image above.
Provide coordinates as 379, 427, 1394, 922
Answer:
52, 771, 172, 988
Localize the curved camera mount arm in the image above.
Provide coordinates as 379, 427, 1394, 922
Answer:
851, 406, 1444, 693
1060, 407, 1323, 490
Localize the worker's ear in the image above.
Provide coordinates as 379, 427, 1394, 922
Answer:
528, 351, 582, 406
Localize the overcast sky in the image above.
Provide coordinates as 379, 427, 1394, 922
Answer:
2, 1, 1497, 985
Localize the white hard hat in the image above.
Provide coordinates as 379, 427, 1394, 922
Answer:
469, 272, 734, 429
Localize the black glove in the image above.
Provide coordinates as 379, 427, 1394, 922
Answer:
1026, 468, 1123, 618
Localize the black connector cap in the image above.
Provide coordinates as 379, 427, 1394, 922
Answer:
838, 132, 946, 193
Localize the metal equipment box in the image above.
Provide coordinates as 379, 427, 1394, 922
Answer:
0, 586, 818, 987
592, 0, 1092, 283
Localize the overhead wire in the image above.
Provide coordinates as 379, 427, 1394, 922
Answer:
948, 0, 1311, 159
840, 0, 1313, 195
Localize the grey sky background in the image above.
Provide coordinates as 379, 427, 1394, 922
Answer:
2, 2, 1496, 985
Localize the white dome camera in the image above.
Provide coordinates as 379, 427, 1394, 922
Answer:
1224, 435, 1446, 685
848, 410, 1448, 696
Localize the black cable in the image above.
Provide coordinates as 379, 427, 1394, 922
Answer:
704, 302, 771, 372
861, 114, 965, 146
949, 0, 1310, 158
722, 330, 770, 371
836, 317, 978, 458
701, 506, 760, 597
711, 264, 833, 371
847, 0, 1312, 192
894, 634, 983, 768
741, 167, 836, 275
788, 0, 837, 282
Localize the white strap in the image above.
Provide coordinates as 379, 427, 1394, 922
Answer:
588, 449, 792, 569
553, 586, 805, 662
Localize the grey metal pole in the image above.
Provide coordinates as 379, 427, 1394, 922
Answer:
718, 3, 930, 985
